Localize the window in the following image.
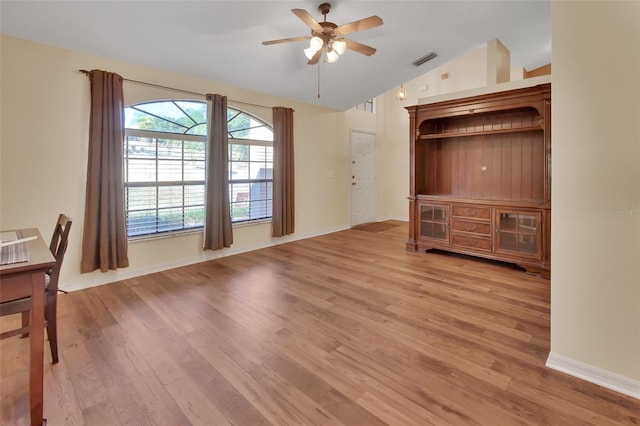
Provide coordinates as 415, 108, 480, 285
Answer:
355, 99, 375, 113
124, 100, 273, 238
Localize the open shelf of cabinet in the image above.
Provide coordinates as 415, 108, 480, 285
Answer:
406, 83, 551, 278
417, 125, 544, 140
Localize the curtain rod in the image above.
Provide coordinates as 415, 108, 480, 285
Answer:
79, 69, 272, 110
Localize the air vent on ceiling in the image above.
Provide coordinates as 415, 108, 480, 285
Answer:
412, 51, 437, 67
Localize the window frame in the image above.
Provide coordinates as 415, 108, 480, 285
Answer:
355, 98, 375, 113
228, 138, 274, 224
123, 129, 207, 238
123, 100, 273, 240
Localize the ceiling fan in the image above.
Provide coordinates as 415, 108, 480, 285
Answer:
262, 2, 383, 64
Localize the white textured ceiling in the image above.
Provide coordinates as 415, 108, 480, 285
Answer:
0, 1, 551, 111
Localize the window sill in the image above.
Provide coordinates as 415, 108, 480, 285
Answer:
232, 218, 272, 228
127, 219, 272, 243
128, 228, 203, 243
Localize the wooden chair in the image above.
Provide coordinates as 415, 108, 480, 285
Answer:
0, 214, 72, 364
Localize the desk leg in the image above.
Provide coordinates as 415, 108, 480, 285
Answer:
29, 271, 45, 426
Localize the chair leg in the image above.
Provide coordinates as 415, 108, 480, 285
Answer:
20, 311, 30, 338
45, 298, 59, 364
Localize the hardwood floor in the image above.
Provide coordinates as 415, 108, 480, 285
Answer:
1, 221, 638, 425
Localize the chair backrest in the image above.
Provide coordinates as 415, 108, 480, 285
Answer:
48, 214, 72, 292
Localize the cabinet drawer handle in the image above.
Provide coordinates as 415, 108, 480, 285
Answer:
464, 223, 477, 231
465, 208, 477, 216
464, 239, 478, 246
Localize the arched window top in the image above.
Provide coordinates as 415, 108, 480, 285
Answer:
124, 100, 273, 141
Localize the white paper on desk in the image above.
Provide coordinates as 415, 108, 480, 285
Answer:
0, 231, 18, 242
0, 236, 37, 247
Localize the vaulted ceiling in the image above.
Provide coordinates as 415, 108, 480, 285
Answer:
0, 1, 550, 111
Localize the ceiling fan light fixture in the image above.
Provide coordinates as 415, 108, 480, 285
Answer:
309, 36, 324, 50
304, 46, 318, 60
332, 39, 346, 55
326, 48, 339, 63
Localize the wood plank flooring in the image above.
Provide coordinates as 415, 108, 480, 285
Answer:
1, 221, 639, 425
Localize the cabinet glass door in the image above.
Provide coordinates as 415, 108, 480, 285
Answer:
419, 204, 448, 241
496, 211, 541, 258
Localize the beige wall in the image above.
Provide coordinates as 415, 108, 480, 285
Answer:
486, 39, 511, 85
0, 35, 354, 291
551, 1, 640, 383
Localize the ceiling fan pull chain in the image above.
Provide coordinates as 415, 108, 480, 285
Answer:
317, 61, 321, 98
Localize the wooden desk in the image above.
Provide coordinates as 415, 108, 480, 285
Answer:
0, 228, 55, 426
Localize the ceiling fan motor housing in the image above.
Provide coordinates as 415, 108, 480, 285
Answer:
314, 22, 339, 48
314, 3, 339, 48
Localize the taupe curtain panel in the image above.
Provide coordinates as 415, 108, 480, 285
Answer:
203, 94, 233, 250
80, 69, 129, 273
272, 107, 295, 237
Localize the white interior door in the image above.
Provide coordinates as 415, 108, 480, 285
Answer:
350, 130, 377, 226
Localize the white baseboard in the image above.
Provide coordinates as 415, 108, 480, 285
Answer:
376, 215, 409, 222
546, 352, 640, 400
63, 224, 350, 292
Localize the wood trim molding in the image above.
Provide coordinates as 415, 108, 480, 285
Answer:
546, 352, 640, 400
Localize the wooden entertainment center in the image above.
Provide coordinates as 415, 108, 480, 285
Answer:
406, 83, 551, 277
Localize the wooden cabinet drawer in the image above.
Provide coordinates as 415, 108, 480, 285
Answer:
451, 220, 491, 235
451, 234, 492, 252
451, 205, 491, 220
